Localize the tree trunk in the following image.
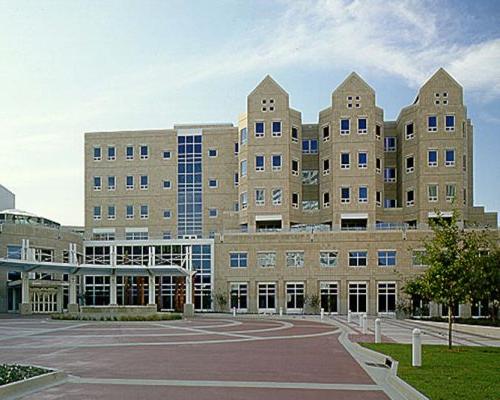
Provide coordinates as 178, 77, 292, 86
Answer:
448, 303, 453, 349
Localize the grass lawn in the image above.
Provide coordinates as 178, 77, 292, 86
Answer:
361, 343, 500, 400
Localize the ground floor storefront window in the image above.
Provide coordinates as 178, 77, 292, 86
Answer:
230, 282, 248, 311
258, 282, 276, 312
471, 298, 489, 318
411, 294, 430, 318
348, 282, 367, 313
286, 282, 304, 312
377, 282, 396, 314
320, 282, 338, 313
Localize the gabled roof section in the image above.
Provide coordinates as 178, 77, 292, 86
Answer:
249, 75, 289, 97
333, 72, 375, 94
419, 68, 462, 92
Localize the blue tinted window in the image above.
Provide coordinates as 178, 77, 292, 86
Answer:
255, 122, 264, 134
256, 155, 264, 168
126, 146, 134, 157
446, 115, 455, 127
163, 180, 171, 189
126, 205, 133, 216
240, 128, 248, 145
446, 150, 455, 162
7, 245, 22, 260
140, 175, 148, 185
108, 146, 115, 158
358, 152, 367, 164
272, 121, 281, 134
141, 205, 148, 216
126, 176, 133, 186
240, 160, 247, 176
302, 140, 309, 152
209, 179, 217, 187
341, 119, 350, 131
272, 155, 282, 167
230, 253, 247, 268
341, 187, 350, 199
341, 153, 350, 164
359, 186, 368, 199
163, 210, 171, 218
94, 176, 101, 187
429, 151, 437, 162
163, 150, 171, 159
358, 118, 367, 130
93, 206, 101, 217
140, 145, 148, 156
428, 116, 437, 127
93, 147, 101, 159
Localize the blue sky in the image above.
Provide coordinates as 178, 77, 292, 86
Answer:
0, 0, 499, 225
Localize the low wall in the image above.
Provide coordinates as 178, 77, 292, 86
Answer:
80, 305, 157, 316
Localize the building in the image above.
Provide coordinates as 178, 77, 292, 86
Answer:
0, 185, 15, 210
80, 68, 496, 317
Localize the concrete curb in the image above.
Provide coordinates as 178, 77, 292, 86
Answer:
0, 368, 67, 400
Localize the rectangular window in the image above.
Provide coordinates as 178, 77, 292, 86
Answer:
302, 139, 318, 154
445, 115, 455, 131
208, 149, 217, 157
384, 137, 396, 152
405, 122, 414, 140
358, 186, 368, 203
107, 205, 116, 220
357, 118, 367, 134
292, 192, 299, 208
272, 188, 282, 205
358, 152, 367, 169
286, 251, 304, 267
302, 170, 319, 185
376, 158, 381, 173
428, 184, 438, 202
163, 209, 172, 219
208, 179, 218, 188
349, 251, 367, 267
258, 282, 276, 311
378, 251, 396, 267
255, 189, 265, 206
323, 192, 330, 208
428, 150, 438, 167
126, 205, 134, 219
108, 176, 116, 191
320, 282, 339, 313
163, 180, 171, 189
208, 208, 217, 218
272, 121, 282, 137
375, 124, 381, 139
93, 176, 101, 191
341, 187, 350, 203
126, 175, 134, 190
384, 198, 397, 208
320, 251, 338, 267
234, 172, 239, 186
291, 159, 299, 176
272, 154, 282, 171
446, 184, 456, 202
322, 125, 330, 141
340, 119, 350, 135
286, 282, 305, 311
126, 145, 134, 160
240, 159, 247, 177
406, 156, 414, 173
107, 146, 116, 161
445, 149, 455, 166
378, 282, 396, 313
162, 150, 171, 159
240, 127, 248, 145
234, 142, 239, 156
93, 147, 101, 161
384, 168, 396, 182
255, 121, 265, 137
428, 116, 437, 132
93, 206, 101, 220
291, 126, 299, 143
340, 152, 350, 169
406, 189, 415, 206
230, 253, 248, 268
140, 145, 149, 160
323, 158, 330, 175
302, 200, 319, 210
140, 205, 149, 219
255, 155, 265, 171
140, 175, 149, 190
240, 192, 248, 210
163, 231, 171, 240
257, 252, 276, 268
376, 191, 382, 207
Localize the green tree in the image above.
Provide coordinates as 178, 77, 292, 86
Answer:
404, 210, 489, 349
469, 247, 500, 321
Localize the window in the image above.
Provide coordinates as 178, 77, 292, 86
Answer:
406, 156, 414, 173
358, 186, 368, 203
322, 125, 330, 141
291, 159, 299, 176
292, 192, 299, 208
302, 139, 318, 154
272, 188, 282, 205
234, 142, 239, 156
340, 119, 350, 135
140, 175, 149, 190
302, 200, 319, 210
163, 231, 171, 240
140, 145, 149, 160
428, 116, 437, 132
357, 118, 367, 134
255, 189, 265, 206
412, 250, 426, 267
341, 187, 350, 203
376, 158, 381, 174
107, 146, 116, 161
320, 282, 339, 313
272, 121, 282, 137
208, 178, 218, 188
258, 282, 276, 311
107, 205, 116, 220
405, 122, 414, 140
378, 251, 396, 267
240, 192, 248, 209
126, 145, 134, 160
302, 170, 319, 185
349, 282, 367, 313
428, 184, 438, 202
108, 176, 116, 191
376, 191, 382, 207
384, 198, 397, 208
291, 126, 298, 143
163, 209, 172, 219
406, 189, 415, 206
126, 205, 134, 219
255, 121, 265, 137
162, 150, 171, 159
140, 205, 149, 219
446, 184, 456, 202
208, 149, 217, 157
93, 206, 101, 221
445, 149, 455, 166
378, 282, 396, 313
323, 158, 330, 175
445, 115, 455, 131
93, 176, 101, 191
428, 150, 438, 167
340, 152, 350, 169
163, 180, 171, 189
240, 159, 247, 177
384, 137, 396, 152
240, 127, 248, 145
286, 282, 305, 311
257, 252, 276, 268
375, 124, 381, 140
93, 147, 101, 161
349, 251, 367, 267
358, 152, 367, 169
272, 154, 282, 171
255, 155, 265, 171
286, 251, 304, 267
234, 172, 239, 186
208, 208, 218, 218
323, 192, 330, 208
126, 175, 134, 190
233, 202, 239, 212
320, 251, 338, 267
230, 253, 248, 268
384, 168, 396, 182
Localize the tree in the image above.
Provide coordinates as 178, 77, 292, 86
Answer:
469, 247, 500, 321
403, 210, 489, 349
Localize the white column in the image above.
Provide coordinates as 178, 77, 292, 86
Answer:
412, 328, 422, 367
185, 246, 193, 305
69, 275, 77, 304
148, 275, 156, 305
110, 275, 117, 305
21, 272, 30, 303
375, 318, 381, 343
362, 314, 368, 334
347, 310, 352, 323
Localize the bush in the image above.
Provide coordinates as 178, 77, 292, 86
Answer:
51, 313, 182, 322
0, 364, 50, 386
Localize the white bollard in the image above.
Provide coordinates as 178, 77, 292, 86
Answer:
362, 314, 368, 334
320, 308, 324, 320
412, 328, 422, 367
347, 310, 352, 323
232, 307, 236, 317
358, 314, 363, 327
375, 318, 381, 343
279, 306, 283, 317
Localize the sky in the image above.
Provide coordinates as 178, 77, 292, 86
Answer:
0, 0, 499, 226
